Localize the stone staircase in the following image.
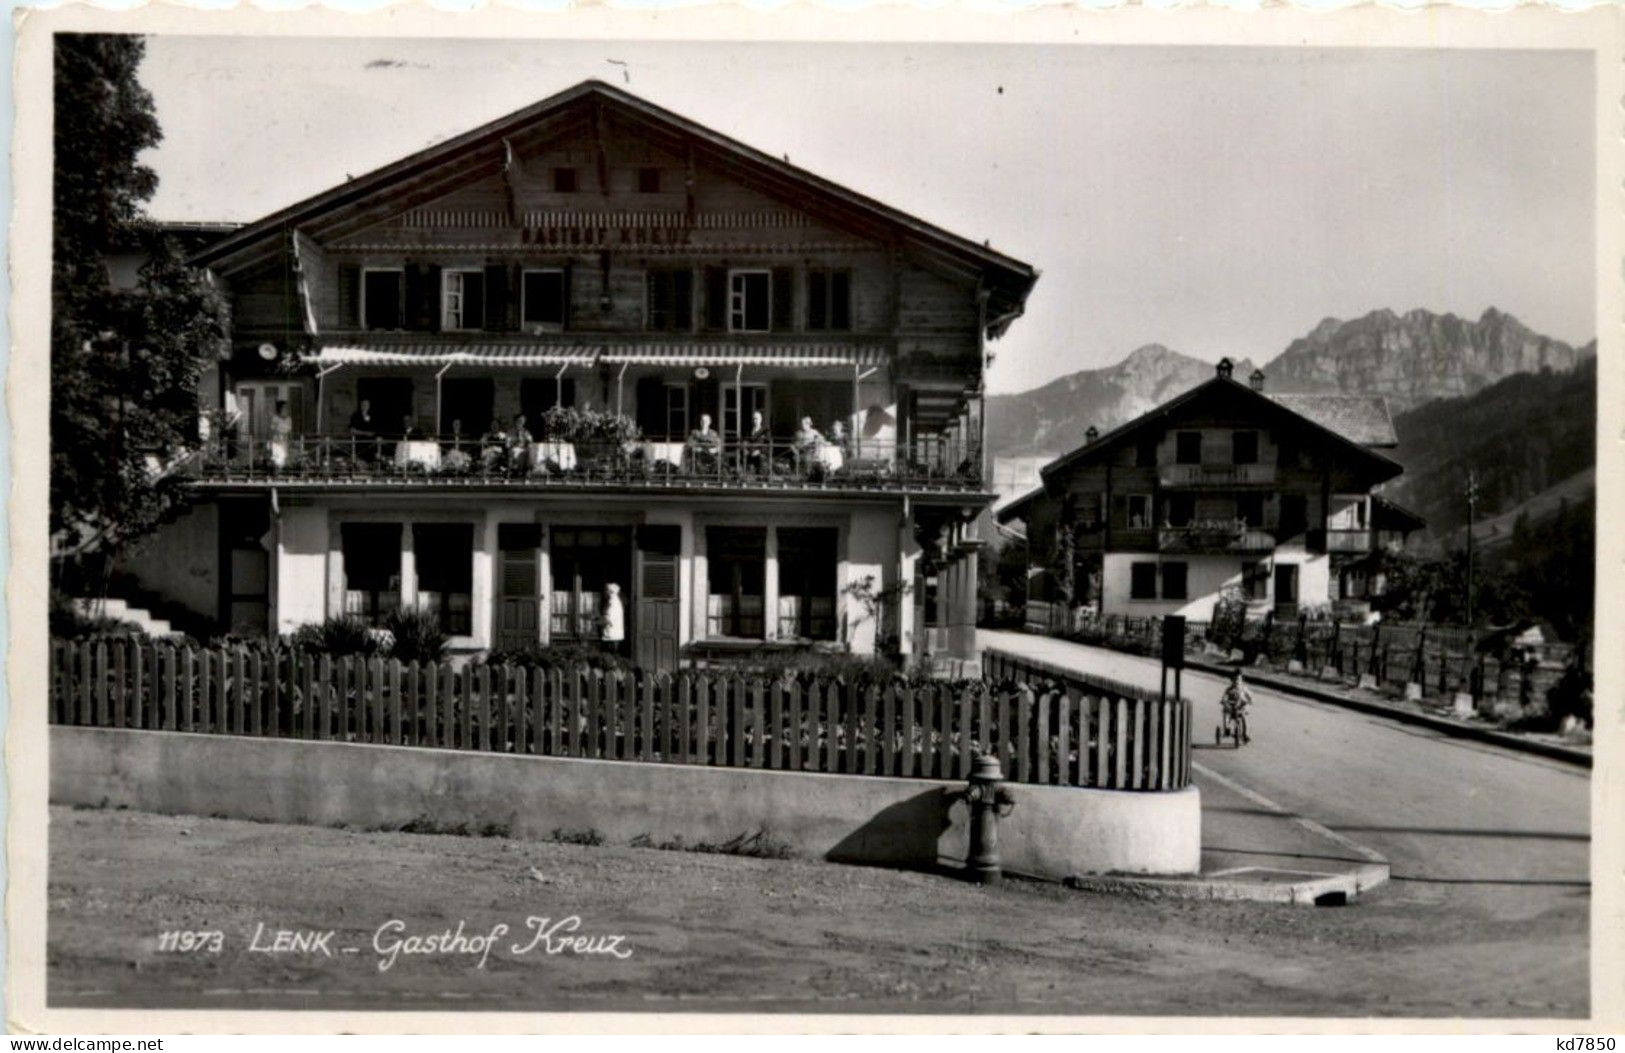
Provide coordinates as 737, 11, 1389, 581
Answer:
72, 595, 174, 636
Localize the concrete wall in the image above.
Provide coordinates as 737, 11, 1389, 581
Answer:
122, 503, 220, 624
1102, 550, 1332, 620
52, 727, 1202, 879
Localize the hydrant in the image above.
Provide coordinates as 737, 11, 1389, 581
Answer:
964, 755, 1018, 885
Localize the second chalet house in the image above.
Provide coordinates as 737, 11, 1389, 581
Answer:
119, 80, 1037, 672
998, 359, 1425, 625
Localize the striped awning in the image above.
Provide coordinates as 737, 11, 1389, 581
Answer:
306, 342, 884, 370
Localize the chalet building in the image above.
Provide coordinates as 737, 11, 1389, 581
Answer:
120, 80, 1037, 671
997, 360, 1424, 624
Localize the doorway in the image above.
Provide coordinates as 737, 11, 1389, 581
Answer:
496, 524, 541, 651
634, 525, 681, 672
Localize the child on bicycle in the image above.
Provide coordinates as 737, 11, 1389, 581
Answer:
1221, 669, 1252, 720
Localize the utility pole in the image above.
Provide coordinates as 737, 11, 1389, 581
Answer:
1465, 469, 1479, 628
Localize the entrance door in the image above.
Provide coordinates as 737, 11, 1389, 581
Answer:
496, 524, 542, 651
1274, 563, 1299, 618
634, 525, 680, 673
219, 499, 271, 636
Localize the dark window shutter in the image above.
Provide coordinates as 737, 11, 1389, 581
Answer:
561, 262, 573, 329
673, 269, 694, 331
807, 271, 828, 330
635, 376, 664, 436
484, 264, 508, 332
338, 264, 361, 328
646, 269, 663, 328
771, 267, 794, 332
507, 264, 522, 329
831, 270, 852, 330
425, 264, 442, 331
403, 264, 425, 330
704, 267, 727, 330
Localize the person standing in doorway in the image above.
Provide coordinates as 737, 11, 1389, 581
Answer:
602, 582, 626, 658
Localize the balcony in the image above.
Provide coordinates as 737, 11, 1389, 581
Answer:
1322, 529, 1373, 553
1157, 522, 1277, 554
186, 434, 987, 496
1158, 463, 1276, 488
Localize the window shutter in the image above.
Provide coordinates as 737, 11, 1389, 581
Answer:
484, 264, 508, 332
425, 264, 442, 331
831, 270, 852, 330
635, 376, 664, 436
807, 271, 828, 330
704, 267, 727, 330
338, 264, 361, 328
507, 263, 522, 329
674, 269, 694, 331
561, 262, 573, 329
771, 267, 794, 332
402, 264, 423, 329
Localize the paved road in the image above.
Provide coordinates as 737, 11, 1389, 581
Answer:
981, 631, 1591, 928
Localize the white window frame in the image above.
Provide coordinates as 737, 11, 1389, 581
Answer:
520, 267, 566, 333
234, 380, 305, 439
723, 383, 769, 439
441, 268, 484, 332
360, 266, 405, 332
727, 268, 772, 333
1127, 493, 1152, 530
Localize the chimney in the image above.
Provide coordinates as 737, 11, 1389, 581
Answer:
1085, 425, 1099, 443
1216, 357, 1234, 380
1250, 369, 1266, 392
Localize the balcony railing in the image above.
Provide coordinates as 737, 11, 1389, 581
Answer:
1158, 463, 1276, 487
187, 434, 986, 493
1157, 522, 1277, 554
1322, 528, 1373, 553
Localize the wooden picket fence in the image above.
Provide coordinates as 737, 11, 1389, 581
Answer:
49, 635, 1191, 792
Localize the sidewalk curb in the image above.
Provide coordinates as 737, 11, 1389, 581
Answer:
1064, 762, 1391, 907
1181, 658, 1592, 769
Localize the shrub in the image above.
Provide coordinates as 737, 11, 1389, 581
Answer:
482, 641, 629, 671
383, 607, 448, 664
288, 615, 387, 657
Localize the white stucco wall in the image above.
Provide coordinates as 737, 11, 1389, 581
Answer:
275, 504, 330, 634
1102, 549, 1332, 620
122, 502, 220, 623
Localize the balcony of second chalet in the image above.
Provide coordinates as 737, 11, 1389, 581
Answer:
1158, 463, 1276, 488
1157, 520, 1277, 554
1315, 528, 1374, 554
188, 432, 984, 495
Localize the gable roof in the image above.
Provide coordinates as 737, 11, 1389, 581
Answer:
1268, 394, 1397, 447
191, 79, 1038, 335
995, 484, 1051, 524
1038, 373, 1403, 484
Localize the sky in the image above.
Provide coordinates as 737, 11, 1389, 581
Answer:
136, 37, 1596, 394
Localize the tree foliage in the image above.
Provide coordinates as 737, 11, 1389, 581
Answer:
51, 34, 230, 559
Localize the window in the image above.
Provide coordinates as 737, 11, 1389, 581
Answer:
1130, 562, 1158, 600
549, 528, 630, 641
806, 269, 852, 331
1175, 431, 1203, 465
1161, 562, 1188, 600
362, 268, 404, 330
1235, 494, 1264, 528
728, 270, 772, 332
777, 528, 837, 640
341, 522, 401, 626
552, 167, 578, 193
636, 167, 661, 193
234, 381, 305, 439
663, 383, 689, 440
723, 384, 768, 439
1232, 430, 1259, 465
1240, 561, 1269, 600
1276, 435, 1297, 468
1127, 494, 1152, 530
413, 524, 473, 636
707, 527, 766, 638
1279, 494, 1308, 537
645, 268, 693, 332
1165, 494, 1195, 528
1135, 438, 1159, 467
521, 269, 566, 330
441, 269, 486, 331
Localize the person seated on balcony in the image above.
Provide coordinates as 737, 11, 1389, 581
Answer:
687, 412, 722, 473
828, 420, 851, 458
507, 413, 535, 474
268, 400, 293, 471
399, 414, 423, 441
743, 410, 771, 474
348, 398, 379, 460
479, 420, 509, 472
